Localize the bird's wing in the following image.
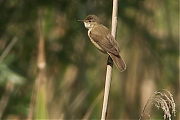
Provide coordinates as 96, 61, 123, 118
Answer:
89, 25, 120, 56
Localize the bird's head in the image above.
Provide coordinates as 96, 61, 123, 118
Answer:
78, 15, 102, 29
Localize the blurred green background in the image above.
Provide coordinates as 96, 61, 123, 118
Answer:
0, 0, 179, 119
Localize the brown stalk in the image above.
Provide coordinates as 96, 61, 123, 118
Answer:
101, 0, 119, 119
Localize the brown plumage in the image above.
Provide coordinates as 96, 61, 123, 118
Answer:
79, 15, 126, 72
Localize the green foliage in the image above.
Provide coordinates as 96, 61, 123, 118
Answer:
0, 62, 25, 86
35, 85, 48, 119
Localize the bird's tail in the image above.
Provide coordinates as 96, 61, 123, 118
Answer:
108, 52, 126, 72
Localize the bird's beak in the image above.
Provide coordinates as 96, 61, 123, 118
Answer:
78, 20, 85, 22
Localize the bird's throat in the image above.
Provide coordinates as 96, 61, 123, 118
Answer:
84, 22, 91, 29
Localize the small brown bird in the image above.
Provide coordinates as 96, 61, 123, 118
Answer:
78, 15, 126, 72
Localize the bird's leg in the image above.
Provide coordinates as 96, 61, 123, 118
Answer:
107, 56, 113, 68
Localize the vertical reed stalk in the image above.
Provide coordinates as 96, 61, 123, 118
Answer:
101, 0, 118, 119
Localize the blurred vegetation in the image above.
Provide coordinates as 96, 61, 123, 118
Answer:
0, 0, 179, 119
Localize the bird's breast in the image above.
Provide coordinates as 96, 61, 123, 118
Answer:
88, 29, 106, 53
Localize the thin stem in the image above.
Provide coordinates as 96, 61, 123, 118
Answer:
0, 37, 18, 63
101, 58, 113, 120
101, 0, 118, 119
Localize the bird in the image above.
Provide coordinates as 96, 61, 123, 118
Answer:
78, 14, 126, 72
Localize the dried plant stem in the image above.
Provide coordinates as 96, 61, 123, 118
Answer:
0, 37, 18, 63
101, 60, 113, 120
0, 81, 14, 119
27, 8, 48, 119
101, 0, 118, 119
